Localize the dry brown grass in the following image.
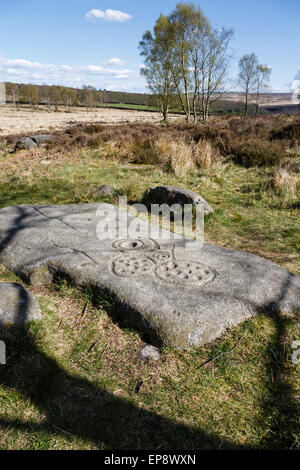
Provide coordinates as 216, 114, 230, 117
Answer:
2, 115, 299, 174
0, 104, 172, 136
149, 133, 195, 176
194, 139, 217, 169
270, 168, 297, 198
149, 134, 221, 174
120, 176, 140, 202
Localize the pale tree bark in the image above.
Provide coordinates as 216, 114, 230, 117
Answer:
238, 53, 258, 116
198, 29, 233, 122
254, 65, 271, 116
139, 15, 175, 122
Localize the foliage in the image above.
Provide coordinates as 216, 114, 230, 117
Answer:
139, 2, 233, 122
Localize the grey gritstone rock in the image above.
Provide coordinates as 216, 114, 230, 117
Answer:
142, 185, 213, 215
14, 137, 37, 151
0, 203, 299, 348
140, 345, 161, 361
0, 282, 41, 326
29, 134, 54, 146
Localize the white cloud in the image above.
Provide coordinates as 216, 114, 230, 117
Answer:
106, 57, 126, 66
85, 8, 132, 23
0, 54, 144, 91
85, 65, 103, 73
61, 64, 73, 71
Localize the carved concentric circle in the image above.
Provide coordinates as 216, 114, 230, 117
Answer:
110, 239, 218, 287
155, 260, 217, 286
112, 238, 159, 252
152, 251, 171, 263
112, 254, 156, 277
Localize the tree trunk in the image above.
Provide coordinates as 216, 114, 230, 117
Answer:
192, 87, 197, 122
193, 101, 197, 122
163, 103, 169, 122
244, 86, 249, 116
185, 90, 190, 122
203, 100, 209, 122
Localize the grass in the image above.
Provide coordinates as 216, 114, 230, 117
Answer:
0, 120, 299, 450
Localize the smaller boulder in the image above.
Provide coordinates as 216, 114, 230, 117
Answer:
14, 137, 37, 151
30, 134, 54, 147
140, 345, 161, 361
91, 184, 116, 197
0, 283, 42, 326
142, 185, 213, 215
13, 134, 54, 152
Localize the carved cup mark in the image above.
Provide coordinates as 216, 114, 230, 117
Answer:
113, 238, 159, 252
110, 238, 218, 287
155, 260, 217, 286
112, 254, 156, 277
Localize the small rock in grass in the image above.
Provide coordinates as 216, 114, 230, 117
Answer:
0, 282, 42, 326
140, 345, 161, 361
91, 184, 115, 197
30, 134, 54, 147
14, 137, 37, 151
13, 134, 54, 152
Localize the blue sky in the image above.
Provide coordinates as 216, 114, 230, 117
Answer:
0, 0, 299, 92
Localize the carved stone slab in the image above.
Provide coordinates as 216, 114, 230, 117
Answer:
0, 203, 299, 348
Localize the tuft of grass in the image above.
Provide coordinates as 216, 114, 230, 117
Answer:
148, 133, 220, 175
120, 176, 140, 202
150, 134, 195, 176
269, 168, 297, 198
194, 139, 220, 169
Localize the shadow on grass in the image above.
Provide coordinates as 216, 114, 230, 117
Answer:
258, 309, 300, 449
256, 274, 300, 449
0, 323, 248, 450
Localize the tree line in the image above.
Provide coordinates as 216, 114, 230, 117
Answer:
4, 82, 158, 110
4, 80, 266, 117
139, 2, 273, 121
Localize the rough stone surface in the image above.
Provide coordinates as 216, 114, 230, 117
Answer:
0, 282, 42, 326
91, 184, 115, 197
0, 203, 299, 348
30, 134, 54, 147
140, 345, 161, 361
14, 134, 53, 152
14, 137, 37, 151
142, 185, 213, 215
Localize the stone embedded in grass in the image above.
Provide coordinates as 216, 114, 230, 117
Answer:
0, 282, 42, 326
0, 203, 299, 348
30, 134, 54, 147
142, 185, 213, 215
91, 184, 116, 197
140, 345, 161, 361
13, 134, 53, 152
14, 137, 37, 151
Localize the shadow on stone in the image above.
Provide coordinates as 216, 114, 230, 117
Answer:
51, 270, 164, 347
